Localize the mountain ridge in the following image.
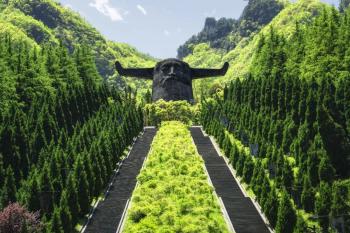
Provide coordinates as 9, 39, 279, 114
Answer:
182, 0, 332, 99
0, 0, 156, 86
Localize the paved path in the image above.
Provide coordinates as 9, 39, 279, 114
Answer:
190, 127, 270, 233
84, 127, 157, 233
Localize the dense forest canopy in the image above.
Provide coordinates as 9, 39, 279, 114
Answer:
0, 0, 156, 99
200, 5, 350, 232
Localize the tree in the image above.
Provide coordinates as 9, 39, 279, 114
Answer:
38, 163, 54, 215
340, 0, 350, 12
317, 104, 350, 177
282, 159, 294, 190
263, 186, 279, 228
293, 214, 307, 233
65, 175, 80, 225
73, 157, 90, 216
315, 182, 332, 233
0, 203, 42, 233
301, 175, 314, 212
49, 207, 63, 233
331, 181, 349, 225
318, 154, 335, 183
1, 166, 17, 208
59, 190, 73, 233
242, 155, 254, 183
21, 171, 41, 212
276, 190, 297, 233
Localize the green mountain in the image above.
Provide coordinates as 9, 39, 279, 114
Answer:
177, 0, 286, 59
182, 0, 330, 99
0, 0, 155, 92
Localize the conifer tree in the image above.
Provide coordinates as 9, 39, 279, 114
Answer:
38, 163, 54, 215
318, 154, 335, 183
65, 175, 80, 225
242, 155, 254, 183
59, 190, 73, 233
0, 166, 17, 208
276, 190, 296, 233
301, 175, 314, 212
49, 207, 64, 233
315, 182, 332, 233
263, 186, 279, 228
73, 157, 90, 216
293, 214, 307, 233
331, 182, 349, 223
24, 171, 41, 212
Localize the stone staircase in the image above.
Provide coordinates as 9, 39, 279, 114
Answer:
83, 126, 270, 233
83, 127, 157, 233
190, 127, 270, 233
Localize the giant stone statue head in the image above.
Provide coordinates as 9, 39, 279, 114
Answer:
115, 58, 229, 103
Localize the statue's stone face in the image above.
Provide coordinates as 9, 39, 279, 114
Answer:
115, 58, 228, 104
152, 59, 193, 102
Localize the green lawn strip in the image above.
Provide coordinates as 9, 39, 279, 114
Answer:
123, 121, 229, 233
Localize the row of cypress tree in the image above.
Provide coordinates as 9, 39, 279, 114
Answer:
201, 6, 350, 233
0, 36, 143, 232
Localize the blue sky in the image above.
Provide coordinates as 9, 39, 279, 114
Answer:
58, 0, 339, 59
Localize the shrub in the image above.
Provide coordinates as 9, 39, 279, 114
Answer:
143, 100, 200, 126
0, 203, 42, 233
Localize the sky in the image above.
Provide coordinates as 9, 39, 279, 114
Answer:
58, 0, 340, 59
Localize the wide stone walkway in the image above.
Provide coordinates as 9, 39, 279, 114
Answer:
84, 127, 157, 233
190, 127, 270, 233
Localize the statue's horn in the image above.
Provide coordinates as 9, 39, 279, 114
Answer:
191, 62, 229, 79
115, 61, 154, 79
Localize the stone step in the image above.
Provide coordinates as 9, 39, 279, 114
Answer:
84, 128, 157, 233
190, 127, 270, 233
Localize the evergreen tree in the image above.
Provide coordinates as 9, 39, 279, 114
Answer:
263, 186, 279, 228
293, 214, 307, 233
73, 157, 90, 216
318, 154, 335, 183
301, 175, 314, 212
38, 163, 54, 215
315, 182, 332, 233
276, 190, 297, 233
0, 166, 17, 208
331, 181, 349, 224
59, 190, 73, 233
49, 207, 64, 233
65, 175, 80, 225
242, 155, 254, 183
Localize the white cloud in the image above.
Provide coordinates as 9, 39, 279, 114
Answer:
89, 0, 124, 21
64, 4, 73, 9
137, 4, 147, 15
164, 30, 170, 36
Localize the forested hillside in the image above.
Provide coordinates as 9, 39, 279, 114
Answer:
201, 6, 350, 232
182, 0, 329, 100
177, 0, 285, 59
0, 32, 144, 231
0, 0, 155, 95
0, 1, 147, 231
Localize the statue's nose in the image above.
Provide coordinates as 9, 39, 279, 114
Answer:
169, 67, 175, 75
